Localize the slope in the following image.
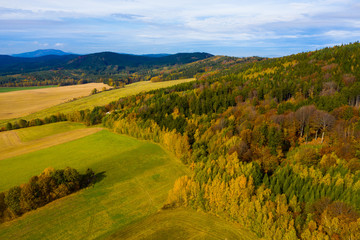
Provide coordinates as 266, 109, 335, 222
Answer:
100, 42, 360, 239
108, 208, 256, 240
0, 129, 187, 239
0, 78, 195, 126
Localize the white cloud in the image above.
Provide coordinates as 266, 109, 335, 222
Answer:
55, 42, 64, 47
0, 0, 359, 55
325, 30, 360, 38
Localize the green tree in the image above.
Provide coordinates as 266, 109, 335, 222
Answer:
91, 88, 98, 95
6, 122, 12, 131
0, 192, 6, 218
5, 186, 21, 215
18, 119, 28, 128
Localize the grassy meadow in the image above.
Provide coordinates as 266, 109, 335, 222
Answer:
0, 79, 195, 126
0, 128, 190, 239
0, 122, 102, 160
0, 86, 57, 93
15, 122, 86, 142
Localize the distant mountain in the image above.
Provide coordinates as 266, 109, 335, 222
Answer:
0, 54, 79, 75
0, 52, 213, 75
141, 54, 171, 58
11, 49, 74, 58
66, 52, 213, 71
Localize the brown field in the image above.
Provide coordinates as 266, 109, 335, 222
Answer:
0, 83, 109, 120
0, 127, 102, 160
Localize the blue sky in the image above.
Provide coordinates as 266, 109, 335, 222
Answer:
1, 0, 360, 57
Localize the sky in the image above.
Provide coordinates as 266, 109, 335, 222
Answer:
1, 0, 360, 57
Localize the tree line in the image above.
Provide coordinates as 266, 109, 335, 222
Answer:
0, 167, 96, 224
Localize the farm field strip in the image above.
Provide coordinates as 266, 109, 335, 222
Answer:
15, 122, 86, 142
0, 85, 57, 93
0, 130, 21, 149
0, 78, 195, 126
0, 83, 109, 120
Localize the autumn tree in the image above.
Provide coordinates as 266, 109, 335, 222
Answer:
311, 110, 335, 143
295, 105, 316, 138
5, 186, 22, 216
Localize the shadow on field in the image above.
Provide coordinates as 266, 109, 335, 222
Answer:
93, 171, 107, 185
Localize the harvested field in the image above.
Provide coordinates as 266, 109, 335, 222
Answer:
0, 83, 109, 120
0, 130, 22, 150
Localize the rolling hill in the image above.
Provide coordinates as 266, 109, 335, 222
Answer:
0, 52, 213, 76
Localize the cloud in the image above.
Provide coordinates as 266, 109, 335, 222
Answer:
111, 13, 144, 21
325, 30, 360, 38
0, 0, 359, 56
55, 42, 64, 47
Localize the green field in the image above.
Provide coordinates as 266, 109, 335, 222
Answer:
0, 85, 57, 93
0, 129, 190, 239
0, 79, 195, 127
108, 208, 256, 240
15, 122, 86, 142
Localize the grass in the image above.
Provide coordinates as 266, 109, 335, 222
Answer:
15, 122, 86, 142
0, 85, 57, 93
0, 129, 190, 239
0, 128, 102, 161
0, 122, 102, 160
0, 79, 195, 127
108, 208, 257, 240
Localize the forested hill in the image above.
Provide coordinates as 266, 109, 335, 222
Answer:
0, 54, 78, 75
0, 52, 212, 76
0, 52, 213, 87
97, 42, 360, 239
